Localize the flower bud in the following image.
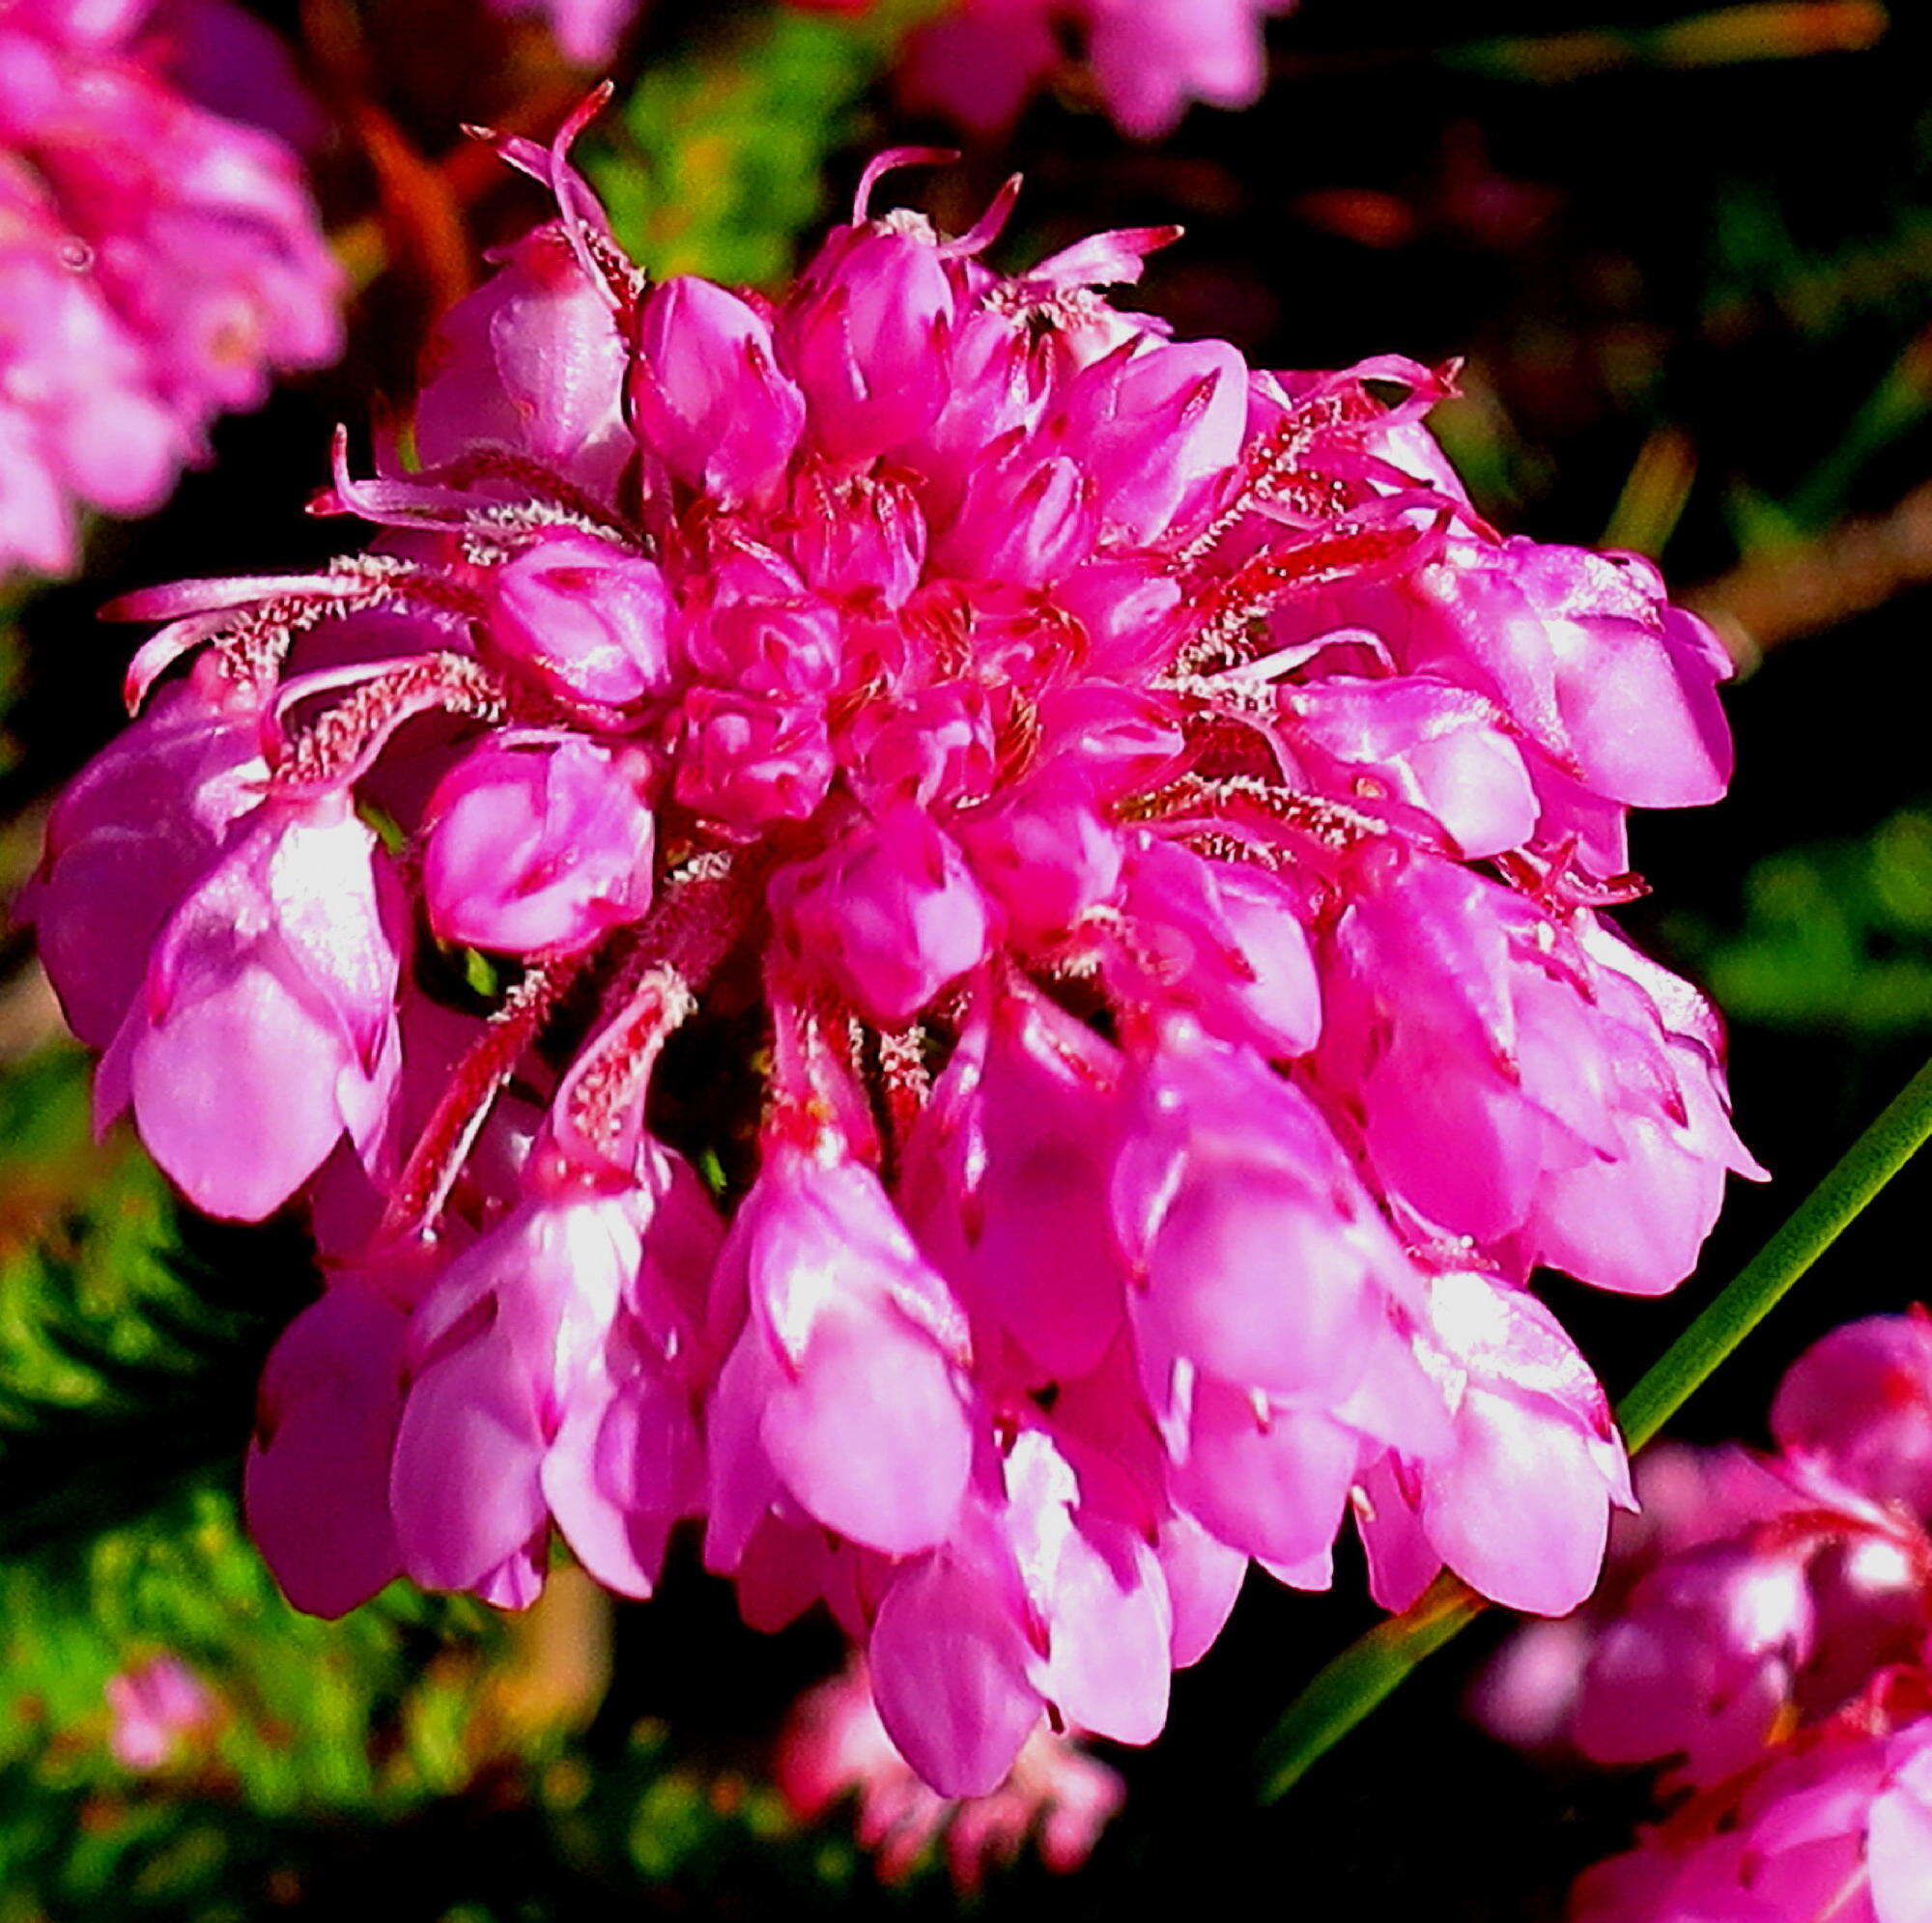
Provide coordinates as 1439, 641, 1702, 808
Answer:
777, 804, 991, 1027
630, 276, 805, 505
422, 737, 654, 955
486, 533, 674, 712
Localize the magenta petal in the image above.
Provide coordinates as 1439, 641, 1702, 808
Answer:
758, 1308, 972, 1558
1176, 1383, 1362, 1570
1155, 1511, 1248, 1668
1030, 1524, 1173, 1746
1352, 1456, 1442, 1615
128, 970, 352, 1221
542, 1372, 696, 1599
869, 1555, 1041, 1798
1424, 1385, 1613, 1615
1868, 1738, 1932, 1923
244, 1285, 405, 1618
390, 1322, 549, 1598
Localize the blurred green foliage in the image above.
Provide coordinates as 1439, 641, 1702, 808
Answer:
589, 2, 938, 287
1676, 806, 1932, 1036
0, 1049, 290, 1558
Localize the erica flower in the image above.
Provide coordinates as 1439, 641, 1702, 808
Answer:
35, 122, 1752, 1797
1573, 1679, 1932, 1923
0, 0, 341, 579
778, 1655, 1124, 1890
1478, 1315, 1932, 1795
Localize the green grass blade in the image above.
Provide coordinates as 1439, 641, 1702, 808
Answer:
1258, 1575, 1483, 1801
1617, 1050, 1932, 1446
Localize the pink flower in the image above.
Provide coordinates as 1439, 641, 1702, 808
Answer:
104, 1655, 216, 1770
631, 277, 807, 507
483, 534, 677, 718
421, 736, 656, 956
25, 661, 265, 1049
1480, 1316, 1932, 1799
486, 0, 639, 64
415, 223, 629, 500
390, 1145, 721, 1609
867, 1428, 1175, 1795
775, 805, 991, 1028
244, 1269, 412, 1619
1573, 1683, 1932, 1923
90, 788, 406, 1223
0, 0, 339, 579
497, 0, 1293, 142
1356, 1267, 1634, 1618
705, 1145, 976, 1564
1314, 855, 1763, 1295
778, 1654, 1124, 1890
43, 134, 1749, 1796
1774, 1314, 1932, 1523
898, 0, 1296, 141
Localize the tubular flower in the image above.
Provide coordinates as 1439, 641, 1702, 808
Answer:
34, 128, 1753, 1796
1478, 1315, 1932, 1796
0, 0, 341, 579
1478, 1315, 1932, 1923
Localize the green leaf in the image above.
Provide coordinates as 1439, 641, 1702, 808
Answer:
1256, 1575, 1484, 1800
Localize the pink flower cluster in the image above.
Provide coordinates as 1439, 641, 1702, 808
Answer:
895, 0, 1293, 139
1480, 1314, 1932, 1922
0, 0, 340, 580
31, 124, 1753, 1797
778, 1654, 1122, 1888
503, 0, 1289, 141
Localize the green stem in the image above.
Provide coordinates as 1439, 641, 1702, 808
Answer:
1258, 1049, 1932, 1804
1258, 1575, 1483, 1800
1618, 1051, 1932, 1449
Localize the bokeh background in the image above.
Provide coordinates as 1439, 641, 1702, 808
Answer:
2, 1, 1929, 1914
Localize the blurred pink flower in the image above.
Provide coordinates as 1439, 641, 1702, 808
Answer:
1479, 1316, 1932, 1795
105, 1654, 215, 1769
898, 0, 1296, 140
487, 0, 641, 65
1479, 1315, 1932, 1923
0, 0, 339, 579
779, 1655, 1123, 1889
1574, 1679, 1932, 1923
502, 0, 1291, 139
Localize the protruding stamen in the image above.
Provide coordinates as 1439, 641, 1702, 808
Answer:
269, 653, 508, 794
549, 965, 696, 1182
378, 958, 576, 1245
